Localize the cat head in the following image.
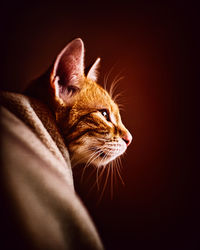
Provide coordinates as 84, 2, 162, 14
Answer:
50, 38, 132, 167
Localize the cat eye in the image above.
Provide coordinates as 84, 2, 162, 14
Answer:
100, 109, 110, 121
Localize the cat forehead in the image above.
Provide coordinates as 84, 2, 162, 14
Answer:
72, 79, 119, 116
83, 80, 119, 110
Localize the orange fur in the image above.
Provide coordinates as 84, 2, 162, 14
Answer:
26, 38, 132, 168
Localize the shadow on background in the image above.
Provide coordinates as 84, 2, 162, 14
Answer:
1, 1, 199, 249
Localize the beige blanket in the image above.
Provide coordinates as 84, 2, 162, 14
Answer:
0, 92, 103, 250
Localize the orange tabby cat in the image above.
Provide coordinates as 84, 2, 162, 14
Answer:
26, 38, 132, 168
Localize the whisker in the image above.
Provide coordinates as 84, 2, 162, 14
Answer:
113, 160, 117, 188
96, 165, 101, 190
92, 147, 111, 201
96, 138, 110, 142
81, 151, 97, 176
88, 146, 109, 193
85, 149, 101, 167
86, 166, 99, 185
109, 68, 125, 97
89, 165, 105, 194
117, 104, 125, 112
110, 161, 114, 200
81, 149, 102, 183
96, 150, 110, 189
98, 165, 107, 185
109, 76, 124, 99
113, 90, 126, 103
103, 66, 115, 91
98, 165, 110, 204
103, 73, 109, 91
71, 156, 85, 168
116, 157, 125, 186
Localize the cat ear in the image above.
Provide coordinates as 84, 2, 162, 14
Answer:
87, 58, 100, 82
50, 38, 84, 104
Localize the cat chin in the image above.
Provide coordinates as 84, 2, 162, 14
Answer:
70, 147, 125, 167
71, 155, 117, 168
70, 140, 127, 167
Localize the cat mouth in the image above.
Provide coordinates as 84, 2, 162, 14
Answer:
89, 146, 122, 160
86, 144, 125, 166
89, 146, 111, 159
89, 146, 109, 158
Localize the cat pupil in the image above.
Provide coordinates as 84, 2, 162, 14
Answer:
100, 110, 109, 121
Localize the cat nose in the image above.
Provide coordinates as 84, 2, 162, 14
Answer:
122, 131, 132, 146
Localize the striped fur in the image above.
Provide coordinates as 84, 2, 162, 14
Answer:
55, 78, 132, 167
26, 38, 132, 168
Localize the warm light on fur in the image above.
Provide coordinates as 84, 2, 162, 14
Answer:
50, 38, 132, 167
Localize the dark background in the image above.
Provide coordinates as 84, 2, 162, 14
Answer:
1, 1, 199, 249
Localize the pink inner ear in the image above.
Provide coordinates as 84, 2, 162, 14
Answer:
52, 38, 84, 91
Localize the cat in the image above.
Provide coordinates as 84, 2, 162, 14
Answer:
26, 38, 132, 168
0, 38, 132, 249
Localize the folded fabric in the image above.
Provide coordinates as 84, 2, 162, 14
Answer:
0, 92, 104, 250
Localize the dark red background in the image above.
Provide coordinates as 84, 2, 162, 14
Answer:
1, 1, 199, 249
